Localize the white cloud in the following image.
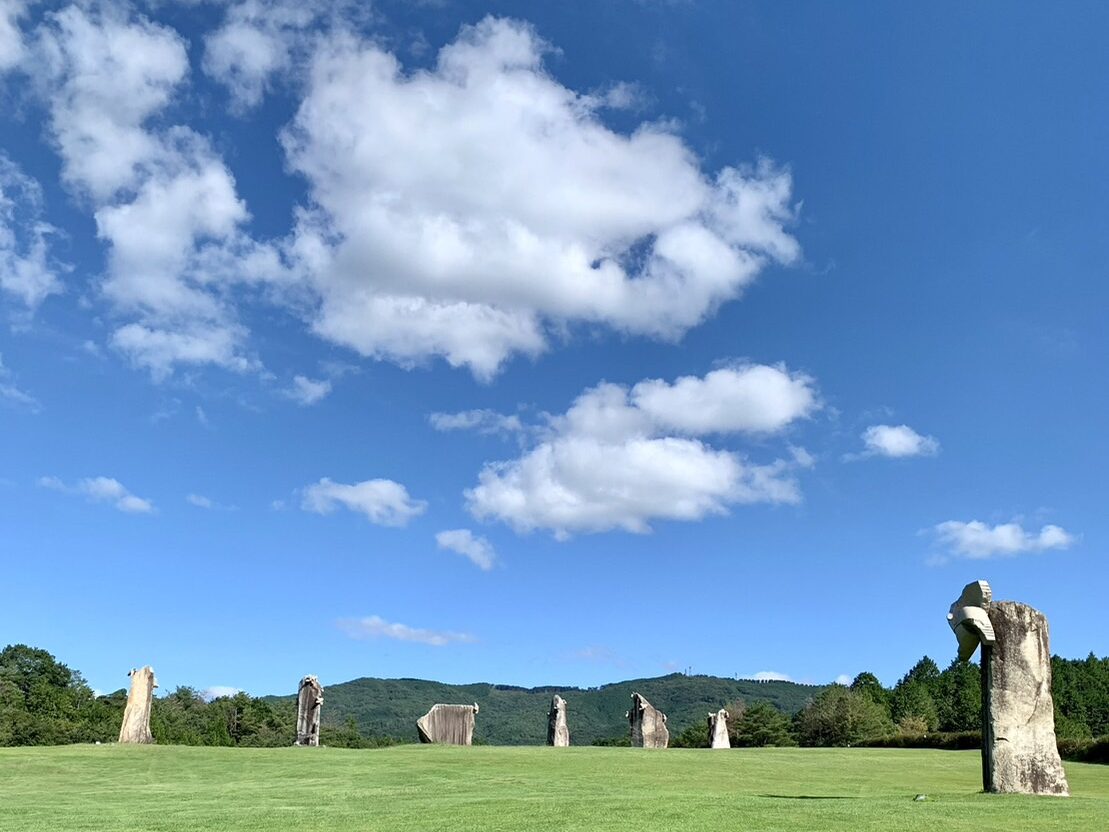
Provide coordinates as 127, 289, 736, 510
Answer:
282, 16, 799, 378
336, 615, 476, 646
932, 519, 1076, 559
834, 674, 851, 686
39, 474, 155, 514
300, 477, 426, 526
202, 0, 361, 110
465, 363, 815, 537
859, 424, 939, 458
0, 0, 30, 72
201, 685, 242, 701
435, 528, 497, 571
0, 352, 40, 411
29, 3, 276, 377
748, 671, 792, 682
186, 493, 236, 511
428, 409, 523, 436
0, 153, 63, 310
284, 374, 331, 405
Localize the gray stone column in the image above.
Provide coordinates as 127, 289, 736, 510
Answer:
294, 675, 324, 747
547, 695, 570, 746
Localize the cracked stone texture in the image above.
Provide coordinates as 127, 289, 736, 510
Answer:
118, 666, 157, 744
417, 703, 479, 745
295, 675, 324, 747
547, 695, 570, 747
628, 692, 669, 748
988, 601, 1069, 796
708, 708, 730, 749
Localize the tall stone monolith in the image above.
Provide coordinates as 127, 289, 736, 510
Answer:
417, 703, 479, 745
118, 666, 157, 744
947, 580, 1069, 795
627, 692, 668, 748
708, 708, 730, 749
295, 675, 324, 747
547, 695, 570, 747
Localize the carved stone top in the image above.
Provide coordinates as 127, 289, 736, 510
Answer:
948, 579, 997, 661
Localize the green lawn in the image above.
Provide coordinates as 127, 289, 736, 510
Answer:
2, 745, 1107, 831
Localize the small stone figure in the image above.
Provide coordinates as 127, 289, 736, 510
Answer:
947, 580, 1069, 796
547, 695, 570, 747
417, 703, 479, 745
707, 708, 730, 749
118, 666, 157, 744
627, 692, 668, 748
295, 675, 324, 747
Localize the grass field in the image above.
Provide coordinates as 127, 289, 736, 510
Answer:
3, 745, 1107, 831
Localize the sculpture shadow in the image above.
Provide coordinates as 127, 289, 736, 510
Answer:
759, 794, 855, 800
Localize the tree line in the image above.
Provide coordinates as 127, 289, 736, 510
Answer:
2, 643, 1106, 762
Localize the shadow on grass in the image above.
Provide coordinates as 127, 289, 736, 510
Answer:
759, 795, 856, 800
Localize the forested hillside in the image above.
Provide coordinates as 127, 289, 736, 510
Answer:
262, 673, 825, 745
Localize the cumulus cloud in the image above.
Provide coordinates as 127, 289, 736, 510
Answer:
186, 493, 236, 511
284, 374, 331, 405
428, 409, 523, 436
465, 363, 816, 537
300, 477, 426, 526
39, 474, 155, 513
435, 528, 497, 571
282, 16, 800, 378
202, 0, 363, 110
201, 685, 242, 701
748, 670, 792, 682
834, 674, 852, 686
0, 153, 64, 310
932, 520, 1076, 559
336, 615, 476, 646
859, 424, 939, 458
29, 3, 277, 378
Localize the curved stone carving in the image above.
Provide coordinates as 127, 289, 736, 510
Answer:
947, 579, 996, 662
118, 666, 157, 744
547, 695, 570, 747
417, 703, 479, 745
627, 692, 668, 748
948, 580, 1069, 796
707, 708, 730, 749
295, 675, 324, 747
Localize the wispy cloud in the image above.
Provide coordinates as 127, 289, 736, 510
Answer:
746, 670, 792, 682
435, 528, 497, 571
429, 409, 524, 436
201, 686, 242, 701
285, 374, 332, 406
186, 493, 236, 511
337, 615, 475, 646
0, 353, 40, 412
39, 475, 154, 514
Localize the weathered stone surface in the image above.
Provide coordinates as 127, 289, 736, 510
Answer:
417, 703, 479, 745
708, 708, 730, 749
627, 692, 668, 748
118, 666, 157, 744
295, 675, 324, 747
946, 580, 1069, 796
547, 695, 570, 747
987, 601, 1069, 796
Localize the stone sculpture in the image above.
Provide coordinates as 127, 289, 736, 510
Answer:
117, 666, 157, 744
547, 695, 570, 747
417, 703, 479, 745
947, 580, 1069, 795
708, 708, 730, 749
627, 692, 668, 748
295, 675, 324, 747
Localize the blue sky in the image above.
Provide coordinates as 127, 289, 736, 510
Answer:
1, 0, 1105, 700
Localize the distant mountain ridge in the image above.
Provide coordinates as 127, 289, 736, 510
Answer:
264, 673, 828, 745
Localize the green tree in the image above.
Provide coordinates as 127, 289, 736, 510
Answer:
796, 686, 893, 747
934, 659, 980, 732
732, 701, 796, 747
